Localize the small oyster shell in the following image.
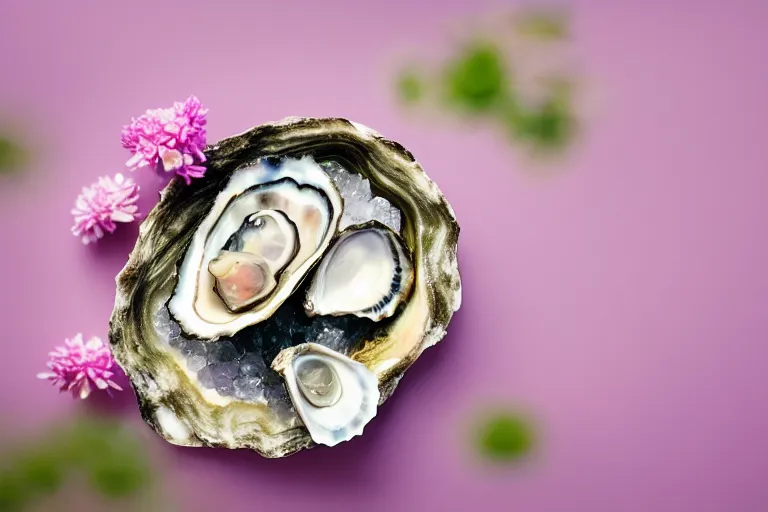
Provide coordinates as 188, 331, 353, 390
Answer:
304, 222, 414, 321
272, 343, 379, 447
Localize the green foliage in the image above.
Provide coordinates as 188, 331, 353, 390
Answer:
444, 44, 508, 112
88, 459, 149, 499
0, 136, 28, 174
15, 453, 63, 495
395, 10, 578, 156
474, 412, 535, 462
0, 472, 28, 512
515, 11, 570, 41
65, 417, 152, 498
0, 416, 153, 510
507, 90, 575, 151
397, 70, 424, 104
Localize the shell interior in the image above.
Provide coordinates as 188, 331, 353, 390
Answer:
169, 157, 342, 340
305, 224, 414, 321
272, 343, 380, 447
224, 209, 299, 273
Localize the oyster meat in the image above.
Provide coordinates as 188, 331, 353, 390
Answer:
110, 118, 461, 457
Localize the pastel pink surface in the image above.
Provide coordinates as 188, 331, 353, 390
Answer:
1, 1, 767, 511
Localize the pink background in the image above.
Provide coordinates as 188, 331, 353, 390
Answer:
1, 1, 767, 511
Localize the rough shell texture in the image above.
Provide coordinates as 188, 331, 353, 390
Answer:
108, 117, 461, 458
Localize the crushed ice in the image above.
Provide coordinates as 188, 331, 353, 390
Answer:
150, 159, 399, 417
321, 161, 402, 232
152, 291, 380, 409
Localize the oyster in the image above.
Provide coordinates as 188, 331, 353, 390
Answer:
109, 117, 461, 458
272, 343, 379, 447
169, 157, 342, 340
305, 222, 414, 321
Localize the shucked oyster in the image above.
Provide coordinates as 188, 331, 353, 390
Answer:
109, 118, 461, 458
169, 157, 343, 339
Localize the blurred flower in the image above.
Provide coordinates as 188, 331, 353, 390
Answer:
121, 95, 208, 184
71, 173, 140, 244
37, 334, 123, 399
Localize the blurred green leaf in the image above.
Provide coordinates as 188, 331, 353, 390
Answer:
505, 86, 575, 151
16, 453, 64, 495
0, 446, 64, 512
0, 415, 155, 510
65, 418, 152, 498
88, 459, 149, 499
0, 136, 28, 174
0, 472, 28, 512
392, 9, 578, 157
515, 11, 569, 40
444, 43, 509, 112
62, 418, 111, 468
475, 412, 535, 462
397, 70, 424, 104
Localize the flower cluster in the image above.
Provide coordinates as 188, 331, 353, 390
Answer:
54, 96, 209, 399
121, 95, 208, 184
71, 173, 140, 244
37, 334, 123, 399
70, 95, 208, 245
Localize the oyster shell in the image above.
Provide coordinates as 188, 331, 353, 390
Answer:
169, 157, 342, 340
272, 343, 379, 447
304, 222, 414, 321
109, 117, 461, 458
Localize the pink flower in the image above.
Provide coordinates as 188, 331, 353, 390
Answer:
37, 334, 123, 399
71, 173, 140, 244
121, 95, 208, 184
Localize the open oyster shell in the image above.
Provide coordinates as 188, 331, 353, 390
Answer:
109, 117, 461, 458
304, 222, 414, 322
169, 157, 343, 339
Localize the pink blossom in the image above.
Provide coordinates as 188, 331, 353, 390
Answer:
71, 173, 140, 244
37, 334, 123, 399
121, 95, 208, 184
